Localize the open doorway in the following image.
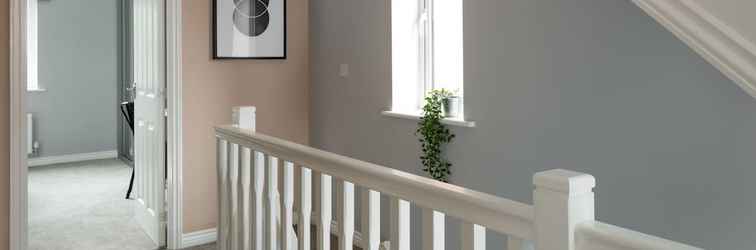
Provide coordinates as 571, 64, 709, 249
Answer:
23, 0, 167, 249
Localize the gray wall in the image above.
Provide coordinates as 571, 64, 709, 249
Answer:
27, 0, 120, 158
309, 0, 756, 249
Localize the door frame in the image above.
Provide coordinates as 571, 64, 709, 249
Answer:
9, 0, 185, 249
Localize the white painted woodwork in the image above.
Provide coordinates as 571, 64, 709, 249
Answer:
228, 143, 240, 250
361, 189, 381, 250
299, 167, 313, 250
216, 139, 228, 250
533, 169, 595, 250
575, 221, 702, 250
215, 121, 703, 250
132, 0, 166, 245
390, 198, 410, 250
632, 0, 756, 99
460, 223, 485, 250
216, 125, 534, 239
339, 181, 356, 250
240, 147, 252, 250
422, 208, 445, 250
282, 161, 295, 250
234, 106, 257, 131
252, 151, 265, 250
266, 156, 280, 250
319, 174, 333, 250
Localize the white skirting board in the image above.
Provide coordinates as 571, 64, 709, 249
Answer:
27, 150, 119, 167
181, 228, 217, 248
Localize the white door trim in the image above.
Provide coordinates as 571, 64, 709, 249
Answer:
8, 0, 185, 249
165, 0, 185, 248
633, 0, 756, 99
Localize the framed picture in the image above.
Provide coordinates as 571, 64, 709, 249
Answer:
213, 0, 287, 59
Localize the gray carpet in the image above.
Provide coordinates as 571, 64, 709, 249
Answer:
29, 159, 158, 250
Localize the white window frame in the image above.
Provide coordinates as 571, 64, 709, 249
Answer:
27, 0, 43, 92
387, 0, 473, 126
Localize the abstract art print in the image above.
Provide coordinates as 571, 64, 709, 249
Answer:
214, 0, 286, 59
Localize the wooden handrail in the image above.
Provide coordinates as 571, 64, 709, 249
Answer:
576, 221, 703, 250
215, 125, 536, 239
215, 106, 703, 250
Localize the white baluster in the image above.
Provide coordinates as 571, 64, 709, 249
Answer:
216, 139, 228, 250
299, 167, 312, 250
361, 189, 380, 250
267, 156, 280, 250
460, 223, 485, 250
229, 143, 239, 250
390, 198, 410, 250
319, 174, 332, 250
339, 181, 355, 250
239, 147, 252, 250
533, 169, 596, 250
282, 161, 295, 250
252, 152, 265, 250
422, 208, 444, 250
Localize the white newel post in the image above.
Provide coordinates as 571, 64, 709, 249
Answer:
233, 106, 256, 131
220, 106, 254, 250
533, 169, 596, 250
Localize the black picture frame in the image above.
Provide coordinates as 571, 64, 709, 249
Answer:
212, 0, 287, 59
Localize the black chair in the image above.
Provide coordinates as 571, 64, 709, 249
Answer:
120, 101, 135, 199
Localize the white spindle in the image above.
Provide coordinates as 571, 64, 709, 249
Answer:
229, 143, 239, 250
390, 198, 410, 250
282, 161, 295, 250
267, 156, 280, 250
319, 174, 332, 250
460, 223, 485, 250
339, 181, 355, 250
225, 142, 235, 250
239, 147, 252, 250
216, 139, 228, 250
252, 152, 265, 250
533, 169, 596, 250
361, 189, 380, 250
422, 208, 445, 250
299, 167, 313, 250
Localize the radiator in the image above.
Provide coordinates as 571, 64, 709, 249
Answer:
27, 113, 33, 155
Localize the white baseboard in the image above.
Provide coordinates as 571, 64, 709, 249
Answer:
27, 150, 119, 167
181, 228, 217, 249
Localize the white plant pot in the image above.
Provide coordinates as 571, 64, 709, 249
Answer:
442, 97, 461, 118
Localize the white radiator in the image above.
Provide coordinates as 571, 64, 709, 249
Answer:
27, 113, 33, 155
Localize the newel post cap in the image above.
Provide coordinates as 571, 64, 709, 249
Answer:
533, 169, 596, 195
233, 106, 257, 130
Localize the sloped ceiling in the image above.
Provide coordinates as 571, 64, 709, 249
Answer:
633, 0, 756, 99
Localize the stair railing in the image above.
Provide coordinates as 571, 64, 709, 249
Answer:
215, 106, 701, 250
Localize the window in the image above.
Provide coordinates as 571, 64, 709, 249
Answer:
27, 0, 41, 91
390, 0, 464, 118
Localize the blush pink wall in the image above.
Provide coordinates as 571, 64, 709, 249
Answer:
181, 0, 310, 232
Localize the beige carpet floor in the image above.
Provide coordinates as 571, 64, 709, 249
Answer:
29, 159, 158, 250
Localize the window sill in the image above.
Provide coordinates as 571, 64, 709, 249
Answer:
26, 88, 46, 92
381, 110, 476, 128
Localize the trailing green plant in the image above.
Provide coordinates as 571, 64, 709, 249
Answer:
416, 89, 455, 182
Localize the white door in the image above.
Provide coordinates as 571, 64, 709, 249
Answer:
132, 0, 166, 246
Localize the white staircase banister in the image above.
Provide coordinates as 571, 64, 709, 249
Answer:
216, 106, 702, 250
575, 221, 703, 250
215, 124, 536, 239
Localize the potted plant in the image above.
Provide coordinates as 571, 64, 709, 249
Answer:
441, 89, 461, 118
416, 89, 456, 182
